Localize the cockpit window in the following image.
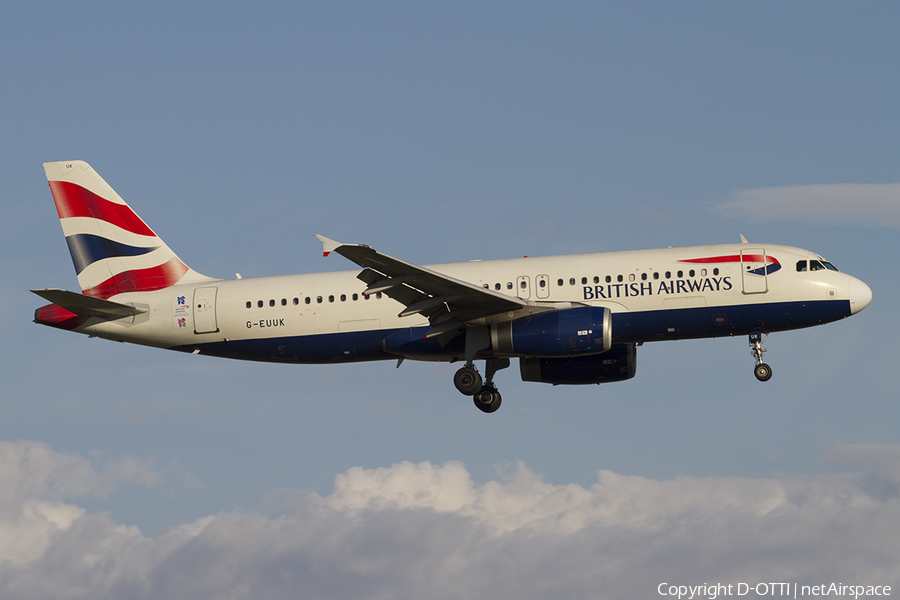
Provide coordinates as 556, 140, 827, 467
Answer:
799, 259, 839, 273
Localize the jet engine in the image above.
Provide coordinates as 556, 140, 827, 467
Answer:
490, 306, 611, 357
519, 343, 637, 385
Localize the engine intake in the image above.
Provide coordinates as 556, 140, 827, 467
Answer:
520, 343, 637, 385
491, 306, 611, 357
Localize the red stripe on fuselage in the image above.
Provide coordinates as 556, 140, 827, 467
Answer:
49, 181, 156, 237
82, 257, 189, 299
679, 255, 780, 265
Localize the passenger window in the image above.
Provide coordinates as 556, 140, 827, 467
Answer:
569, 278, 575, 286
258, 300, 264, 308
305, 297, 311, 305
689, 270, 695, 277
340, 294, 346, 302
581, 277, 587, 285
293, 298, 299, 305
377, 292, 383, 299
796, 261, 807, 272
677, 270, 683, 278
641, 273, 647, 281
246, 301, 251, 309
701, 269, 707, 277
269, 299, 275, 307
317, 296, 323, 304
507, 282, 513, 290
483, 284, 488, 289
281, 298, 287, 306
628, 274, 635, 282
713, 268, 719, 276
539, 279, 546, 288
352, 293, 358, 301
605, 275, 611, 283
328, 295, 334, 302
593, 276, 599, 284
665, 271, 671, 279
495, 283, 501, 290
653, 272, 659, 280
521, 281, 527, 289
557, 279, 564, 287
617, 275, 623, 283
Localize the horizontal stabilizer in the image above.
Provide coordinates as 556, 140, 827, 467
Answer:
31, 288, 147, 319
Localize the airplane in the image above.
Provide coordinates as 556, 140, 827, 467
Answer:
33, 161, 873, 413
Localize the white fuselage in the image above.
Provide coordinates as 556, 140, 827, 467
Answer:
71, 242, 868, 364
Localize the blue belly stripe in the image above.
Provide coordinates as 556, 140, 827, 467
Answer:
173, 299, 851, 364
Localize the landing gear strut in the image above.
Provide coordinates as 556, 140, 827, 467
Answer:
750, 331, 772, 382
454, 358, 510, 413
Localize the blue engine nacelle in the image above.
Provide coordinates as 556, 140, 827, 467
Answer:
519, 343, 637, 385
490, 306, 611, 357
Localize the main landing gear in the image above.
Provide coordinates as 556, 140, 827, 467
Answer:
454, 358, 510, 413
749, 331, 772, 382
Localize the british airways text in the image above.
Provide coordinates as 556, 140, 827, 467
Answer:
584, 276, 733, 300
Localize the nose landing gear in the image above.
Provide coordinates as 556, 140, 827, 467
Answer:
750, 331, 772, 382
454, 358, 510, 413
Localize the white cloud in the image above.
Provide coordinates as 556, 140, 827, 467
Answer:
1, 441, 899, 599
716, 183, 900, 228
0, 441, 157, 567
0, 441, 158, 507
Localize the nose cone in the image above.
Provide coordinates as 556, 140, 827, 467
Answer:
849, 277, 872, 315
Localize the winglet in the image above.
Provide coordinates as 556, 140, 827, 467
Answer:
739, 234, 749, 244
315, 235, 342, 257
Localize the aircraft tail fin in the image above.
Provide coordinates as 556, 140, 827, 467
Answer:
42, 161, 212, 299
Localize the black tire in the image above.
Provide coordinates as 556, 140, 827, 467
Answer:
454, 366, 483, 395
754, 363, 773, 382
473, 386, 502, 413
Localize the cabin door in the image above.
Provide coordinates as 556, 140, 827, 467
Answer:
193, 287, 219, 333
741, 249, 769, 295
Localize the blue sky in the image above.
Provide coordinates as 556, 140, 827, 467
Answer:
2, 2, 899, 598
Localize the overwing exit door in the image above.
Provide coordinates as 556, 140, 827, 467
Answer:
516, 276, 531, 300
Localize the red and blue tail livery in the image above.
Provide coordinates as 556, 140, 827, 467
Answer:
43, 161, 210, 299
33, 161, 872, 413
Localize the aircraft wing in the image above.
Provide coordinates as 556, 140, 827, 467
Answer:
316, 235, 527, 340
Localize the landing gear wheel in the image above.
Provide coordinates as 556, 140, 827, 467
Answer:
473, 386, 502, 413
454, 366, 483, 395
748, 331, 772, 382
754, 363, 773, 382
